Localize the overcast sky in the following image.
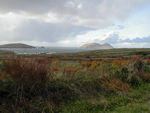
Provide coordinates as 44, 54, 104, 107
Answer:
0, 0, 150, 48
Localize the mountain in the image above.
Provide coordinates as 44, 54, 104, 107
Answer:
0, 43, 35, 48
81, 43, 113, 50
81, 43, 102, 49
99, 43, 114, 49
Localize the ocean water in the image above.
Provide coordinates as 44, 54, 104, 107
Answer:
0, 47, 88, 54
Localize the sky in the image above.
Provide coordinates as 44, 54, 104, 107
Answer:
0, 0, 150, 48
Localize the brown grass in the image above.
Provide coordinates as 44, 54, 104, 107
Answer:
4, 57, 51, 90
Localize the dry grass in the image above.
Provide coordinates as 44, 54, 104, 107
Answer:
5, 57, 51, 86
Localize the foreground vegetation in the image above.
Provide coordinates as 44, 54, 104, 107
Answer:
1, 49, 150, 112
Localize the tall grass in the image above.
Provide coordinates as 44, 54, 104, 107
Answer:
0, 57, 51, 111
5, 57, 51, 87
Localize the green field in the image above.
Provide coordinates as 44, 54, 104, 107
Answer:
1, 48, 150, 113
47, 48, 150, 61
0, 50, 14, 55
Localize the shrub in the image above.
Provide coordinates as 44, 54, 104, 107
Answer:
52, 68, 59, 72
102, 59, 112, 63
91, 61, 100, 69
80, 61, 91, 68
147, 59, 150, 65
4, 57, 51, 97
141, 73, 150, 82
96, 77, 130, 92
62, 67, 78, 80
112, 59, 130, 70
113, 57, 145, 85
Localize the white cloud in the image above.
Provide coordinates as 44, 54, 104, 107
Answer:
0, 12, 25, 31
0, 0, 149, 47
77, 3, 83, 9
113, 42, 150, 48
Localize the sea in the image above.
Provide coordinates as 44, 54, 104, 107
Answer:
0, 47, 89, 55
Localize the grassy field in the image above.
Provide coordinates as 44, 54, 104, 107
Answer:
0, 50, 14, 55
1, 48, 150, 113
47, 48, 150, 61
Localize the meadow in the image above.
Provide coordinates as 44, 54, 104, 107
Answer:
0, 50, 14, 55
1, 49, 150, 113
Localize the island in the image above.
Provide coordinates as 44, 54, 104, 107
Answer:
81, 43, 113, 50
0, 43, 35, 48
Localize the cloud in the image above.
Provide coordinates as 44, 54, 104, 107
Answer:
65, 30, 150, 47
113, 42, 150, 48
0, 0, 149, 28
0, 0, 149, 47
123, 36, 150, 43
0, 18, 93, 42
98, 32, 150, 48
99, 32, 150, 43
0, 0, 70, 14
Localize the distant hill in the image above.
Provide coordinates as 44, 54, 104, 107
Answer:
81, 43, 113, 50
0, 43, 35, 48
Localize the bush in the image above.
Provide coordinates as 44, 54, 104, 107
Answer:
113, 57, 145, 86
4, 57, 51, 96
96, 77, 130, 92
